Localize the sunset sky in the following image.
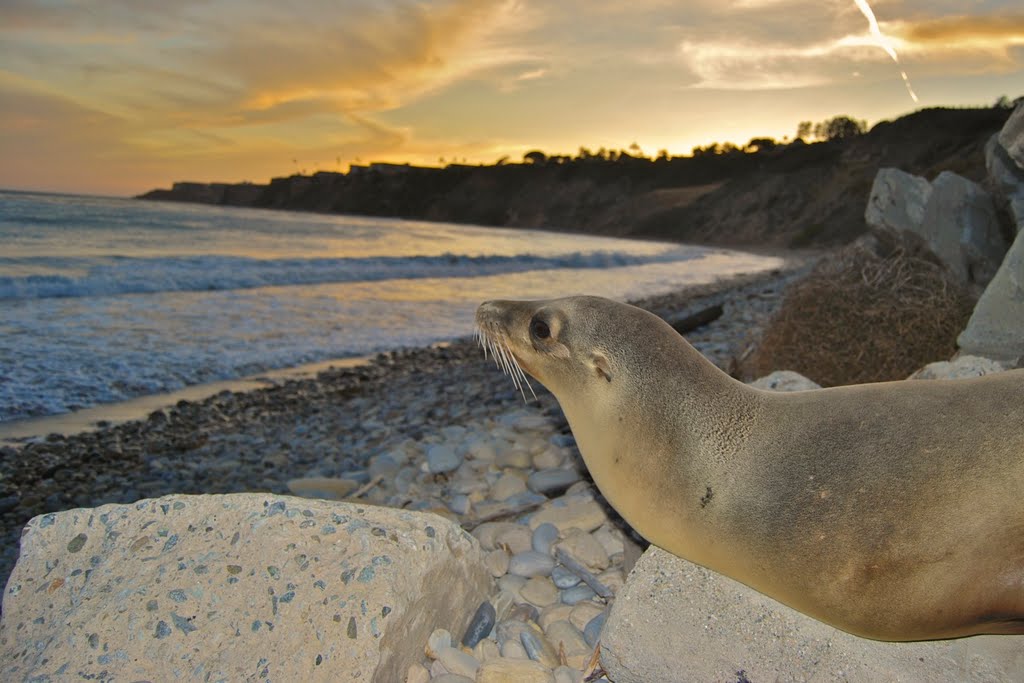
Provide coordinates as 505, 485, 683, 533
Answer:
2, 0, 1022, 196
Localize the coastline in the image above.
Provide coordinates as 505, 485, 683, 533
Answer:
0, 259, 813, 605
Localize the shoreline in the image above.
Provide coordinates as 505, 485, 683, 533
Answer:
0, 260, 814, 605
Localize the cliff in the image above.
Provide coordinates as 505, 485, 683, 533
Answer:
138, 107, 1013, 249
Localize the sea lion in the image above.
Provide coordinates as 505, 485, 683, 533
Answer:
475, 295, 1024, 641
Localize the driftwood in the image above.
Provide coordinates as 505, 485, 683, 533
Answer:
665, 303, 723, 336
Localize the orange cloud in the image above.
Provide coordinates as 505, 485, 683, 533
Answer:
894, 14, 1024, 44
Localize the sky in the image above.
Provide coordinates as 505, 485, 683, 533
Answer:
1, 0, 1022, 196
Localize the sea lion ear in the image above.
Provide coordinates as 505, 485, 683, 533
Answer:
590, 351, 613, 383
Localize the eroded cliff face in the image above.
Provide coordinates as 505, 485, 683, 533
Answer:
138, 107, 1011, 249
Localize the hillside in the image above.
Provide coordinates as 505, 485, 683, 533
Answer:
138, 107, 1012, 249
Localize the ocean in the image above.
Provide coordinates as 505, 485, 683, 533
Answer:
0, 190, 785, 423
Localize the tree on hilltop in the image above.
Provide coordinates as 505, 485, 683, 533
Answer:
523, 150, 547, 164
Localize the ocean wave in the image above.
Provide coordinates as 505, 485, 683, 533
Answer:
0, 249, 706, 300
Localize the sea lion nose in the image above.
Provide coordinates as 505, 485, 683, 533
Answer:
476, 299, 511, 325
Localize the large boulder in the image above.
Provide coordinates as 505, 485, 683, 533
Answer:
919, 171, 1006, 285
998, 103, 1024, 171
958, 228, 1024, 364
0, 494, 492, 683
600, 546, 1024, 682
985, 133, 1024, 236
864, 167, 932, 237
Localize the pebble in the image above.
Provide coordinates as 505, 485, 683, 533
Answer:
448, 494, 471, 515
556, 529, 609, 571
430, 659, 449, 677
284, 476, 357, 500
500, 639, 529, 659
583, 610, 608, 648
431, 675, 474, 683
545, 620, 589, 659
437, 646, 481, 678
495, 449, 533, 469
569, 602, 605, 632
484, 548, 510, 577
551, 565, 581, 589
554, 665, 583, 683
426, 444, 462, 473
474, 637, 500, 662
462, 600, 497, 649
477, 658, 555, 683
527, 468, 580, 495
520, 576, 560, 607
531, 522, 560, 555
425, 628, 452, 659
520, 628, 560, 668
406, 663, 430, 683
507, 550, 555, 578
473, 522, 521, 551
496, 574, 527, 602
560, 584, 597, 605
592, 524, 625, 557
490, 472, 527, 500
529, 499, 608, 533
537, 604, 574, 630
532, 447, 564, 470
494, 526, 534, 555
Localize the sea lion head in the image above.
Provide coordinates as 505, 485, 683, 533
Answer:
475, 296, 676, 402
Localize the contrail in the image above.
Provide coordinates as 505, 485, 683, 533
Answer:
852, 0, 918, 102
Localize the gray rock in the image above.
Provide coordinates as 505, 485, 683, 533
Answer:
600, 546, 1024, 683
909, 355, 1009, 380
920, 171, 1007, 285
527, 468, 581, 496
560, 584, 598, 605
748, 370, 820, 392
985, 133, 1024, 236
426, 444, 463, 473
531, 522, 560, 555
551, 565, 581, 589
583, 610, 607, 648
436, 646, 480, 679
0, 494, 492, 683
865, 167, 932, 236
461, 601, 497, 649
509, 550, 556, 578
998, 102, 1024, 171
958, 228, 1024, 363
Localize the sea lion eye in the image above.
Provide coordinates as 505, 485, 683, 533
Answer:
530, 317, 551, 340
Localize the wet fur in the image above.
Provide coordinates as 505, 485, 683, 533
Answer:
476, 295, 1024, 641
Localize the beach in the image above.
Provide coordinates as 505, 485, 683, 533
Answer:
0, 262, 809, 601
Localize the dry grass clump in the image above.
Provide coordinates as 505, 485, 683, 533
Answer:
741, 240, 975, 386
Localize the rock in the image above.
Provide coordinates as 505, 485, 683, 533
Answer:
521, 576, 560, 608
426, 444, 463, 473
500, 639, 530, 659
538, 603, 575, 630
958, 228, 1024, 363
998, 102, 1024, 170
600, 546, 1024, 683
490, 472, 527, 501
985, 133, 1024, 235
920, 171, 1006, 285
426, 628, 453, 659
555, 529, 609, 571
909, 355, 1009, 380
407, 662, 431, 683
545, 620, 590, 659
495, 449, 533, 469
553, 665, 583, 683
748, 370, 820, 392
583, 610, 607, 648
527, 468, 581, 496
551, 565, 581, 589
529, 499, 608, 534
570, 603, 605, 632
461, 601, 497, 649
477, 657, 555, 683
494, 526, 533, 555
532, 447, 564, 470
531, 522, 560, 555
508, 550, 556, 578
485, 548, 511, 577
0, 494, 492, 683
473, 522, 522, 551
520, 627, 561, 668
436, 646, 480, 679
285, 476, 358, 499
865, 167, 932, 237
431, 674, 474, 683
560, 584, 597, 605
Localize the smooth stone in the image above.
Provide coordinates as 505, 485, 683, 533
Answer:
570, 603, 605, 632
497, 574, 527, 602
584, 611, 607, 648
406, 663, 430, 683
430, 659, 449, 677
531, 523, 560, 555
553, 665, 583, 683
495, 619, 531, 649
511, 414, 551, 431
496, 449, 533, 469
426, 444, 463, 473
551, 566, 581, 589
437, 646, 481, 679
521, 576, 560, 607
546, 620, 590, 657
532, 447, 564, 470
529, 499, 608, 533
550, 433, 576, 448
467, 438, 498, 462
538, 604, 574, 630
556, 529, 609, 571
431, 675, 474, 683
748, 370, 821, 392
561, 584, 598, 605
500, 640, 530, 659
490, 472, 528, 501
596, 568, 625, 593
527, 468, 581, 495
448, 494, 471, 515
473, 522, 522, 551
367, 453, 400, 479
495, 526, 534, 555
462, 601, 497, 649
909, 355, 1009, 380
475, 638, 500, 663
492, 590, 518, 623
591, 525, 625, 557
477, 657, 555, 683
520, 629, 561, 668
508, 551, 556, 578
485, 548, 511, 578
426, 628, 453, 659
